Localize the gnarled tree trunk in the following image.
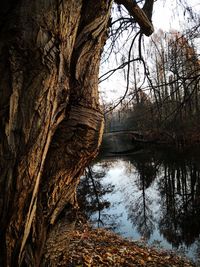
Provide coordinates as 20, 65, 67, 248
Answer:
0, 0, 111, 266
0, 0, 154, 265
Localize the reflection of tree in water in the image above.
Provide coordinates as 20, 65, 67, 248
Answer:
128, 192, 154, 240
124, 153, 160, 239
194, 237, 200, 265
158, 157, 200, 249
77, 165, 121, 230
78, 149, 200, 261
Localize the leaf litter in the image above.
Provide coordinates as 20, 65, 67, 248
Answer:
64, 222, 196, 267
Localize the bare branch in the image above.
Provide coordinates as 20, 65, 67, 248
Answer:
114, 0, 154, 36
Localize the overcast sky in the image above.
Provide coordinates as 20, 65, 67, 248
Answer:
153, 0, 200, 31
99, 0, 200, 105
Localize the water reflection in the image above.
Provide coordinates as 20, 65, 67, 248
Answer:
126, 154, 160, 240
77, 165, 119, 229
159, 162, 200, 248
78, 148, 200, 263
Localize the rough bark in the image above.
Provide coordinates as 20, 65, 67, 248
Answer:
0, 1, 110, 266
115, 0, 154, 36
0, 0, 154, 266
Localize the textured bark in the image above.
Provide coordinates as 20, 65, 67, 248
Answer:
0, 0, 154, 266
0, 0, 110, 266
115, 0, 154, 36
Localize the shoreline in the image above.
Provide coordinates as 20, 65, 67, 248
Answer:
67, 223, 197, 266
43, 216, 197, 266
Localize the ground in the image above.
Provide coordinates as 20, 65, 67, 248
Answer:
66, 228, 196, 267
43, 212, 196, 267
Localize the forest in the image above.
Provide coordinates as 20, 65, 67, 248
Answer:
104, 27, 200, 148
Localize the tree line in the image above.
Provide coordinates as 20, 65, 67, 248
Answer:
105, 27, 200, 147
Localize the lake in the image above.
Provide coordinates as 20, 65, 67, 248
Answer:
78, 145, 200, 264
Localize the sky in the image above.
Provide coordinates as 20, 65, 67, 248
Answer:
99, 0, 200, 105
153, 0, 200, 31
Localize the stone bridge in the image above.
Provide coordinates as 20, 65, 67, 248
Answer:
100, 130, 144, 155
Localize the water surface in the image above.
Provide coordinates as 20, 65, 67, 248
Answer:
78, 148, 200, 263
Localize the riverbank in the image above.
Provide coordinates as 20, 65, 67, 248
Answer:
41, 205, 199, 267
44, 216, 197, 266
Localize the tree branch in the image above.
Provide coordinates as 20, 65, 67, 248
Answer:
114, 0, 154, 36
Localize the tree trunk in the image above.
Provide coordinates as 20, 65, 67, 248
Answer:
0, 0, 111, 266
